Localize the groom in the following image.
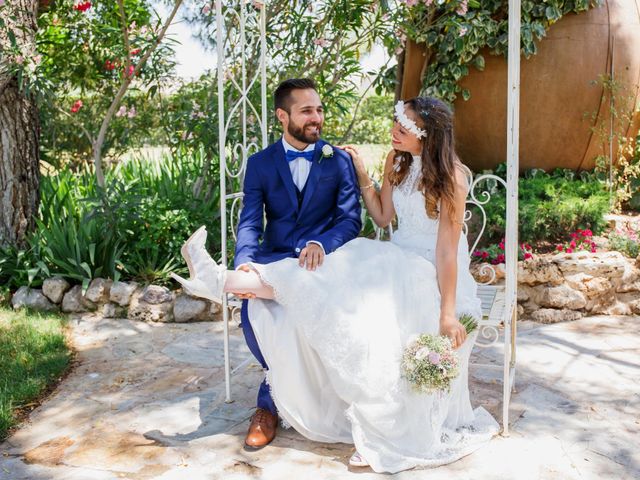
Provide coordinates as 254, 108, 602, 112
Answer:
233, 78, 362, 448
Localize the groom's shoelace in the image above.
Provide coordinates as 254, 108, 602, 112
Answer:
252, 409, 275, 425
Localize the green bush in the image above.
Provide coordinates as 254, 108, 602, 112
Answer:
470, 164, 610, 246
608, 226, 640, 258
0, 150, 225, 290
343, 94, 394, 144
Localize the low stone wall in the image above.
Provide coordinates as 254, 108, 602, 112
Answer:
472, 251, 640, 323
10, 278, 222, 323
10, 251, 640, 324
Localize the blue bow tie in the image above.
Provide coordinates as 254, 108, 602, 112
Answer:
285, 149, 315, 163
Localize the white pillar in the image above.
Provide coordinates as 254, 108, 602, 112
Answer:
503, 0, 521, 435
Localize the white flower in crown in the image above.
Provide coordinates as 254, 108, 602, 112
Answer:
394, 101, 427, 139
321, 144, 334, 158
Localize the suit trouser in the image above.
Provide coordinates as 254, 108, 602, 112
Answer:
241, 300, 277, 414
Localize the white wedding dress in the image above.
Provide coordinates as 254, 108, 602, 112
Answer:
247, 155, 499, 473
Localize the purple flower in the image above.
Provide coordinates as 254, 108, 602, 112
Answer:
428, 352, 441, 365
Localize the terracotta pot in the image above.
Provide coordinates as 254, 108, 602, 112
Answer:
401, 1, 640, 172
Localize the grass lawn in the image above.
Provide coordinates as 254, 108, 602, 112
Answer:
0, 307, 71, 440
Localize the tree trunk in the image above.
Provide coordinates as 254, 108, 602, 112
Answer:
0, 79, 40, 248
0, 0, 40, 248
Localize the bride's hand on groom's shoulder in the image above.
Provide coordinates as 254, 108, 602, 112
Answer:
439, 313, 467, 349
338, 145, 366, 175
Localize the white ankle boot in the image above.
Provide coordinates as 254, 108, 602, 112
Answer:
170, 225, 226, 303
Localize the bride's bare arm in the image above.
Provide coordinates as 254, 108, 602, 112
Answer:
435, 165, 469, 348
342, 147, 396, 228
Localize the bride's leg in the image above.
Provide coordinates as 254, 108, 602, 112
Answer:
224, 269, 275, 300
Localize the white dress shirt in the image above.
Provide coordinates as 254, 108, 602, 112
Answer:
282, 136, 314, 191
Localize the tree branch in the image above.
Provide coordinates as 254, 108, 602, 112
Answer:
116, 0, 132, 72
92, 0, 183, 187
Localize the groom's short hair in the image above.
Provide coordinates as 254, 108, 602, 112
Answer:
274, 78, 317, 113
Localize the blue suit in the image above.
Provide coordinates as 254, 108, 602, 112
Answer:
234, 138, 362, 413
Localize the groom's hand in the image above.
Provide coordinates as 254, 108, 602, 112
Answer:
232, 264, 256, 299
299, 244, 324, 271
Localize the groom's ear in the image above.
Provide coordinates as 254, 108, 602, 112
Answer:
275, 108, 288, 125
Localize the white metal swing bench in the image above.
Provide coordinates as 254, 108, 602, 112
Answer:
212, 0, 520, 435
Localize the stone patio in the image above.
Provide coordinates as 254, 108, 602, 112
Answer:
1, 313, 638, 479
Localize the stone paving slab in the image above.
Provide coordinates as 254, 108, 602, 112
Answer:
1, 314, 639, 479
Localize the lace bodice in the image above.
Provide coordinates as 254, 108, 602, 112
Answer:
392, 155, 439, 238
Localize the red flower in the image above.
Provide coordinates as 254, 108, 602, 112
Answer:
524, 252, 533, 260
570, 232, 578, 239
130, 48, 141, 56
566, 248, 573, 254
583, 229, 593, 237
123, 65, 135, 77
70, 99, 83, 113
74, 1, 92, 12
591, 246, 597, 253
496, 254, 505, 263
556, 244, 564, 251
104, 59, 116, 71
569, 240, 576, 248
481, 251, 489, 259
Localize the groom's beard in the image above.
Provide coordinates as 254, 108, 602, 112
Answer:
288, 120, 322, 144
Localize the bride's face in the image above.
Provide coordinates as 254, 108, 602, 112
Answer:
391, 108, 423, 155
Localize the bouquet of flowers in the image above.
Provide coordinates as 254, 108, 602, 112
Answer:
401, 314, 478, 394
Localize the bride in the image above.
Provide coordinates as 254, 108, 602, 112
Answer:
171, 96, 499, 473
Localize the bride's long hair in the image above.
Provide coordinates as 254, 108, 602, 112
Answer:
389, 96, 468, 222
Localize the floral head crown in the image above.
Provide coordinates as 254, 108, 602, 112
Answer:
394, 101, 427, 139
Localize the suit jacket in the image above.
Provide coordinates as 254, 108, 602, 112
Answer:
234, 139, 362, 268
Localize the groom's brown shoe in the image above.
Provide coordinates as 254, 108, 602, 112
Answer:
245, 408, 278, 448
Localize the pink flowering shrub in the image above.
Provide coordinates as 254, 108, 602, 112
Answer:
608, 225, 640, 258
555, 229, 597, 254
473, 238, 534, 264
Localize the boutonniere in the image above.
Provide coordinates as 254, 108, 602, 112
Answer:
319, 144, 334, 164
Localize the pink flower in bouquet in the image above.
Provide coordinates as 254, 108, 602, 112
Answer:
457, 0, 468, 16
428, 352, 441, 365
